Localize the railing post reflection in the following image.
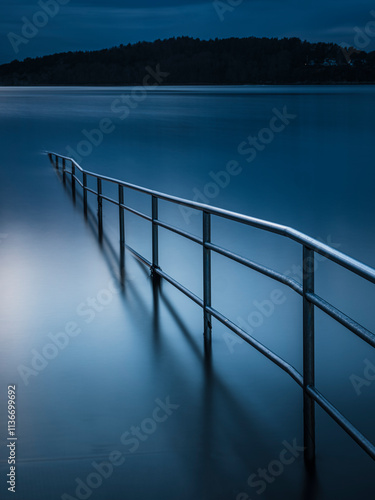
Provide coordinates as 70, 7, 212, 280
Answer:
152, 276, 160, 344
303, 245, 315, 463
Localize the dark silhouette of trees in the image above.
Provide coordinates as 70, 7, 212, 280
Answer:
0, 36, 374, 85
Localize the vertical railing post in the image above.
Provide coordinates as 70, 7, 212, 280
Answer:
97, 178, 103, 241
151, 196, 159, 276
119, 185, 125, 282
203, 211, 212, 346
303, 245, 315, 463
83, 172, 87, 217
71, 160, 76, 202
55, 155, 58, 169
62, 158, 66, 185
119, 185, 125, 249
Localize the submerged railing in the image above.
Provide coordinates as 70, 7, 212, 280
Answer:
47, 151, 375, 463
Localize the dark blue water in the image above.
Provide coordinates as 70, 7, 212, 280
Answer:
0, 86, 374, 499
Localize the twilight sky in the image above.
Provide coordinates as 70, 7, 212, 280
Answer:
1, 0, 375, 64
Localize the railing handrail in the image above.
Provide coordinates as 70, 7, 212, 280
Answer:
44, 151, 375, 285
47, 150, 375, 463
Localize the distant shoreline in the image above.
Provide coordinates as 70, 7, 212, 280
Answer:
1, 37, 374, 87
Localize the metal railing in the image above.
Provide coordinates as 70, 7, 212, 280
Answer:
47, 151, 375, 463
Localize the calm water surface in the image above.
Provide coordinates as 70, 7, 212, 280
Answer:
0, 86, 374, 499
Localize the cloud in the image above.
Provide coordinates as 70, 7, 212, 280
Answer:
1, 0, 375, 64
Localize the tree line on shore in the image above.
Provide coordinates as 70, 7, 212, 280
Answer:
0, 36, 374, 85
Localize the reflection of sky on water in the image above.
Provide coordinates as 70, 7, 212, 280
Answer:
0, 86, 374, 499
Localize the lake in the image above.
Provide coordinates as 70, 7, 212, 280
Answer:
0, 85, 374, 499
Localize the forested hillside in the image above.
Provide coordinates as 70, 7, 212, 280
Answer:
0, 36, 373, 85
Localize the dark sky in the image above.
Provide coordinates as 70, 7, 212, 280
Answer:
2, 0, 375, 64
